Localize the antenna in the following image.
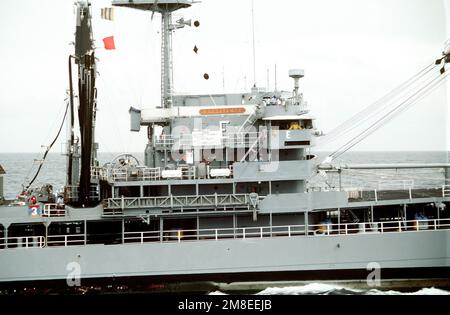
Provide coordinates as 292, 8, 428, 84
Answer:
222, 65, 225, 92
251, 0, 256, 87
274, 64, 278, 92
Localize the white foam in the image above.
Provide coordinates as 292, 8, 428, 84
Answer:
364, 287, 448, 295
209, 291, 228, 296
256, 283, 363, 295
210, 283, 450, 296
406, 287, 449, 295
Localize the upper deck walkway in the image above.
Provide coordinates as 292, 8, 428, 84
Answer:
1, 218, 449, 250
350, 188, 443, 201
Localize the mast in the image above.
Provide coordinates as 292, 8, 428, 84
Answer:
251, 0, 256, 87
161, 11, 174, 108
66, 0, 98, 207
112, 0, 194, 109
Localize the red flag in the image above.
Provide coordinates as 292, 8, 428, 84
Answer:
103, 36, 116, 50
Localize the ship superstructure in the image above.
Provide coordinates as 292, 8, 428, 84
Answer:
1, 0, 450, 294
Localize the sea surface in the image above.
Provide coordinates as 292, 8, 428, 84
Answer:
0, 151, 449, 295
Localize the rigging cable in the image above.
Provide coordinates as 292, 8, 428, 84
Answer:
317, 62, 438, 147
24, 100, 70, 191
331, 71, 449, 160
332, 73, 448, 160
320, 62, 436, 142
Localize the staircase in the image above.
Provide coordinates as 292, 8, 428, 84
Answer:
236, 106, 260, 134
329, 209, 360, 224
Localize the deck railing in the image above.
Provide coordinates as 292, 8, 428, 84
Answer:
105, 194, 252, 212
442, 185, 450, 198
0, 236, 45, 249
107, 165, 234, 183
65, 185, 99, 202
309, 185, 447, 203
47, 234, 85, 247
42, 204, 66, 217
1, 219, 450, 250
155, 132, 266, 149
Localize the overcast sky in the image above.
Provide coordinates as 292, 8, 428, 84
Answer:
0, 0, 449, 153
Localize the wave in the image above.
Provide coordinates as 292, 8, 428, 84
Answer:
209, 283, 450, 295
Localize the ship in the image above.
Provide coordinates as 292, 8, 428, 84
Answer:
1, 0, 450, 294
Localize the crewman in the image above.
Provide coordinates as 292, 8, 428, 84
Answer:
289, 121, 302, 130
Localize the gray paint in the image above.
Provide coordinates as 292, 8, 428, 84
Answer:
270, 130, 314, 150
0, 176, 3, 200
0, 165, 4, 201
0, 205, 104, 227
263, 105, 306, 118
0, 230, 448, 283
234, 160, 314, 182
259, 192, 348, 214
129, 107, 142, 132
173, 94, 255, 107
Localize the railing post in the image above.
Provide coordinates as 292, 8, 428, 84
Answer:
398, 221, 401, 232
122, 219, 125, 245
178, 230, 181, 243
416, 221, 419, 231
160, 218, 164, 243
243, 228, 246, 240
141, 232, 144, 244
381, 222, 384, 233
288, 226, 291, 238
25, 237, 29, 248
374, 189, 378, 203
84, 220, 87, 246
345, 224, 348, 235
260, 227, 263, 239
64, 235, 68, 247
362, 223, 366, 234
434, 220, 438, 231
4, 228, 8, 249
409, 188, 412, 201
215, 229, 218, 241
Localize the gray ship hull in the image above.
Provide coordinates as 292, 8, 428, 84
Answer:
1, 229, 449, 290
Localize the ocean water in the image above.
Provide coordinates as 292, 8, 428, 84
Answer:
0, 151, 448, 200
0, 152, 144, 200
